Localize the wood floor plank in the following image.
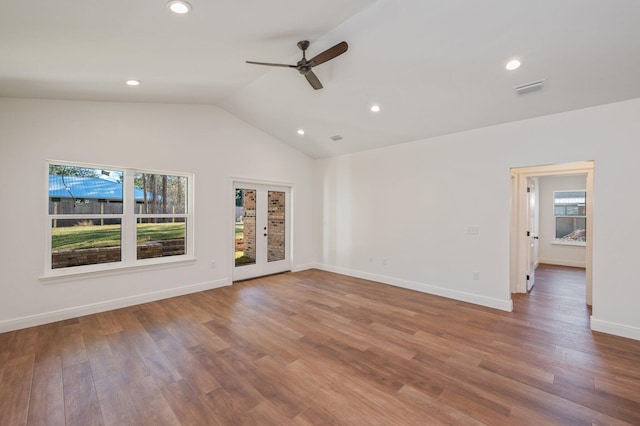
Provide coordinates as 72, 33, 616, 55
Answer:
82, 330, 118, 383
160, 380, 225, 426
231, 322, 303, 366
248, 400, 298, 425
62, 361, 104, 426
397, 384, 487, 426
205, 386, 256, 425
94, 375, 142, 426
2, 264, 640, 424
128, 375, 181, 425
163, 295, 217, 324
26, 353, 65, 426
156, 336, 220, 395
137, 346, 182, 388
188, 345, 265, 412
103, 332, 152, 384
595, 375, 640, 404
0, 354, 35, 426
284, 358, 400, 425
252, 356, 315, 417
59, 326, 88, 368
6, 327, 40, 361
321, 315, 417, 360
94, 311, 124, 335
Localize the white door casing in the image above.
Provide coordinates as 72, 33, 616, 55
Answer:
510, 161, 593, 306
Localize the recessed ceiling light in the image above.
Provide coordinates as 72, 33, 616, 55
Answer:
506, 59, 521, 71
167, 0, 191, 14
297, 129, 305, 135
126, 80, 140, 86
370, 104, 381, 112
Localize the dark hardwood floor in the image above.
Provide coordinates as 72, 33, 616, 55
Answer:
2, 265, 640, 425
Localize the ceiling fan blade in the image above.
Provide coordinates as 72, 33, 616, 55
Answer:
309, 41, 348, 67
245, 61, 296, 68
305, 71, 323, 90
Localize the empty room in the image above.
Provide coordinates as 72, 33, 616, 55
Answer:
2, 0, 640, 424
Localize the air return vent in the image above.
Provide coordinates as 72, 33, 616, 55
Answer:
515, 79, 544, 95
330, 135, 343, 141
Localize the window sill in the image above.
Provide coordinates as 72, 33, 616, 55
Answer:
551, 240, 586, 247
39, 256, 197, 283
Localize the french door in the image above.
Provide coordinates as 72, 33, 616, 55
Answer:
233, 182, 291, 281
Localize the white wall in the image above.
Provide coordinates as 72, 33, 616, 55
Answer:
0, 98, 316, 332
316, 98, 640, 340
538, 175, 587, 267
3, 97, 640, 341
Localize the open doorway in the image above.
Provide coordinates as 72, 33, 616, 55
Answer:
510, 161, 594, 306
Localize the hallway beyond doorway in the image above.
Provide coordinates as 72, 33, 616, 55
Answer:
513, 263, 589, 328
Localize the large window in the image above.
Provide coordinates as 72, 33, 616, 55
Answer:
47, 161, 193, 275
554, 190, 586, 243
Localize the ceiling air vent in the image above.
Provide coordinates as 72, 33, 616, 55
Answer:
330, 135, 343, 141
515, 79, 544, 95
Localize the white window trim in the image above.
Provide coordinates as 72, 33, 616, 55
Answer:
551, 240, 587, 247
43, 160, 195, 279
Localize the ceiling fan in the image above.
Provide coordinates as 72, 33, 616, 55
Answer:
246, 40, 348, 90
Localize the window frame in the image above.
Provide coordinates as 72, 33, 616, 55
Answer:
44, 160, 195, 278
553, 189, 587, 246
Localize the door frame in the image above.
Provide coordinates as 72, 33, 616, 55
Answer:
510, 161, 594, 305
230, 178, 294, 282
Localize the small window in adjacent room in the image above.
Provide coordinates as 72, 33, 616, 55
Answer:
46, 161, 194, 276
553, 190, 586, 243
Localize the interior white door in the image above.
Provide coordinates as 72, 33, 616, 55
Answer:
526, 177, 538, 291
233, 183, 291, 281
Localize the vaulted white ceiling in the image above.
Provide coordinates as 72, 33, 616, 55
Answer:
2, 0, 640, 158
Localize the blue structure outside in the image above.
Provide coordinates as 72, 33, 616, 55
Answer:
49, 175, 150, 200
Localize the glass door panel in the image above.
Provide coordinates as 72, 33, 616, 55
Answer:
267, 191, 286, 262
235, 188, 256, 267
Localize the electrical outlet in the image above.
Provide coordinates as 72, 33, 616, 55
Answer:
210, 260, 215, 268
473, 271, 480, 280
382, 259, 387, 266
369, 257, 374, 263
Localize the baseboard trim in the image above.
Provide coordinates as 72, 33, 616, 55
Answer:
538, 258, 586, 268
591, 317, 640, 341
0, 278, 231, 333
315, 264, 513, 312
291, 263, 316, 273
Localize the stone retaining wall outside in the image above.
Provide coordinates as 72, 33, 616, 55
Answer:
52, 238, 185, 269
